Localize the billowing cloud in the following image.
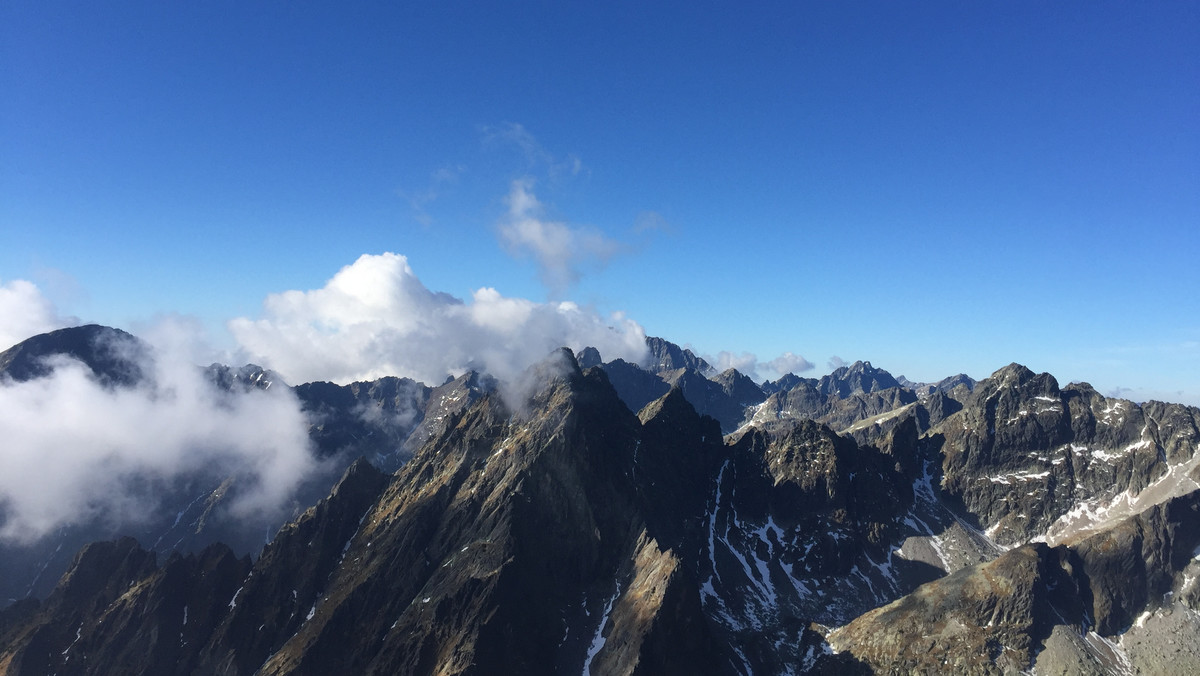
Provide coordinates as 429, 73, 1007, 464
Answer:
828, 355, 848, 370
229, 252, 648, 387
0, 278, 76, 351
0, 328, 316, 544
499, 180, 624, 295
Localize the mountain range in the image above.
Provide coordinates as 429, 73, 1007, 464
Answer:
2, 325, 1200, 674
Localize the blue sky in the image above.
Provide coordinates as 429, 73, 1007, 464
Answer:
2, 2, 1198, 402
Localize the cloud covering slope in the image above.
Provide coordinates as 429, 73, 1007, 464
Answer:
0, 331, 315, 543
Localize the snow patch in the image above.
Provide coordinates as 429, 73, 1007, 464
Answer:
581, 582, 621, 675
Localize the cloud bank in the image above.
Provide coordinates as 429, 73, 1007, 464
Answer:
0, 328, 316, 544
229, 252, 649, 386
0, 278, 76, 351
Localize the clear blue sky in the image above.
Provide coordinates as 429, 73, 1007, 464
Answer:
3, 2, 1198, 402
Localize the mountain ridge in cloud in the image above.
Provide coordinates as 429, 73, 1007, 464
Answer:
0, 327, 316, 544
229, 251, 649, 387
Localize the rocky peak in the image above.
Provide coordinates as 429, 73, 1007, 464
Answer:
818, 360, 900, 398
711, 368, 766, 407
760, 372, 814, 395
205, 363, 284, 392
645, 336, 713, 376
0, 324, 149, 387
576, 346, 603, 369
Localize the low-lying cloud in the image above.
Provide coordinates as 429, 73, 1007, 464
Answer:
0, 326, 316, 544
229, 251, 649, 387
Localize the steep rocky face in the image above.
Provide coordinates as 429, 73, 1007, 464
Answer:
817, 361, 900, 398
294, 376, 432, 470
205, 364, 282, 393
0, 537, 160, 675
662, 367, 764, 434
932, 363, 1200, 546
829, 542, 1089, 675
246, 352, 718, 675
645, 336, 712, 376
598, 358, 671, 415
831, 486, 1200, 675
598, 357, 766, 435
760, 373, 814, 396
749, 381, 918, 447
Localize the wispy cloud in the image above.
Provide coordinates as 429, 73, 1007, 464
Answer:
229, 252, 648, 387
482, 122, 584, 179
498, 179, 625, 296
828, 355, 847, 370
633, 211, 673, 235
399, 164, 465, 227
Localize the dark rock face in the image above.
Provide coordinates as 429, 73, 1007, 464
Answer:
0, 324, 148, 387
205, 363, 282, 393
645, 336, 712, 376
0, 537, 160, 675
817, 360, 900, 398
1069, 489, 1200, 635
599, 358, 671, 415
576, 346, 603, 369
294, 376, 432, 470
661, 367, 764, 434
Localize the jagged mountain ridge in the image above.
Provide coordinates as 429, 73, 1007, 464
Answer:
3, 327, 1200, 673
0, 326, 485, 604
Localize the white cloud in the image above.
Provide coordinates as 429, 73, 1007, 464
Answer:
0, 278, 76, 351
710, 350, 761, 376
706, 349, 815, 383
0, 328, 316, 544
498, 179, 625, 295
228, 252, 648, 387
828, 355, 848, 370
767, 351, 814, 376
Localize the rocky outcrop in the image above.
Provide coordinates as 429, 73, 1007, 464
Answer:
645, 336, 712, 376
829, 542, 1088, 674
933, 364, 1200, 546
